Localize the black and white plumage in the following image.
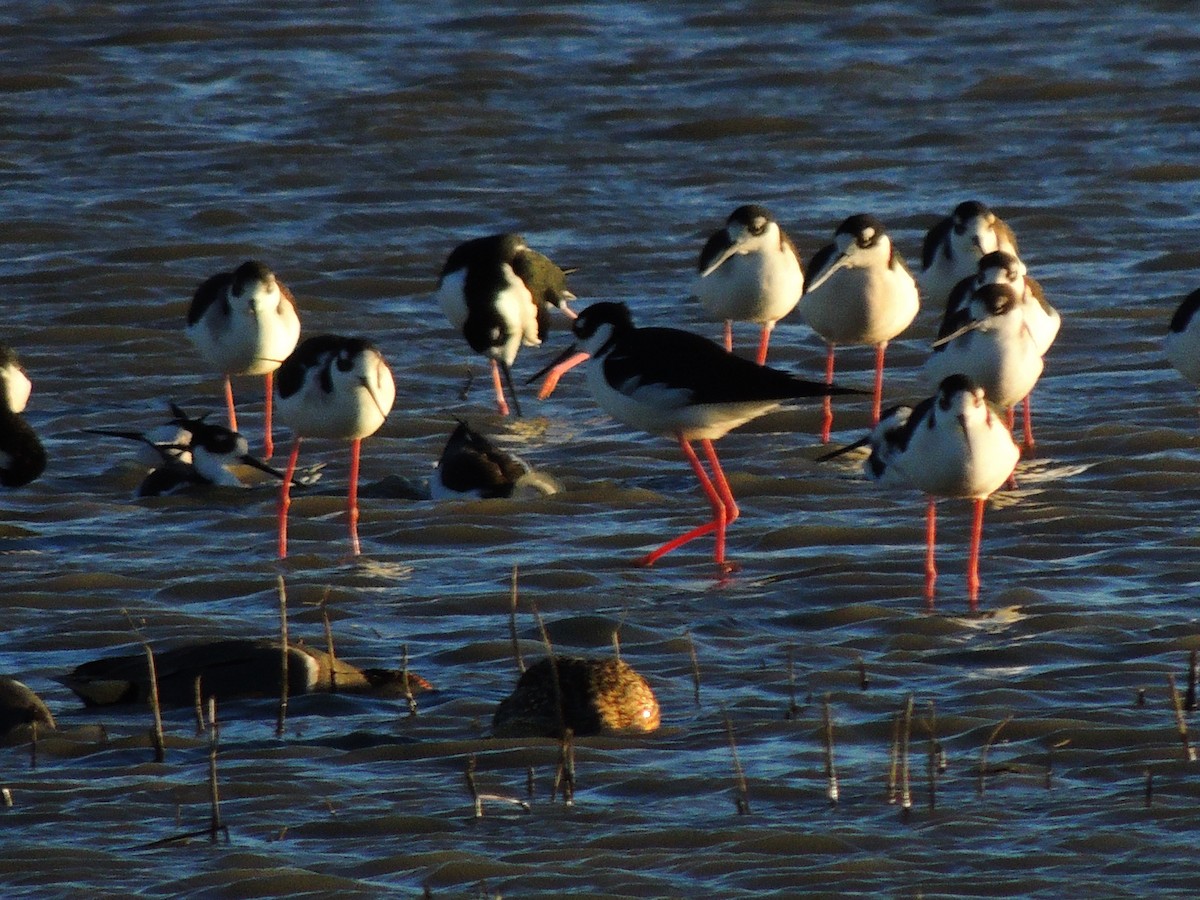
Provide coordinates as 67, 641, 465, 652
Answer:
535, 301, 856, 569
86, 403, 310, 497
1166, 287, 1200, 387
186, 260, 302, 459
275, 334, 396, 558
922, 281, 1044, 413
0, 345, 47, 488
431, 420, 535, 500
434, 233, 576, 417
692, 204, 804, 364
919, 201, 1019, 309
800, 213, 919, 438
821, 374, 1019, 610
944, 250, 1059, 450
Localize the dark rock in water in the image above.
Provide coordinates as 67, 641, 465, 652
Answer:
62, 639, 433, 707
0, 676, 55, 740
492, 656, 660, 738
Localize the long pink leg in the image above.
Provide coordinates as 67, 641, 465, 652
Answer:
263, 372, 274, 460
723, 320, 733, 353
924, 497, 937, 611
347, 437, 362, 556
872, 342, 887, 425
701, 439, 739, 525
278, 437, 301, 559
490, 360, 511, 417
637, 436, 726, 567
1022, 394, 1035, 454
224, 376, 238, 433
820, 344, 836, 443
755, 322, 774, 366
966, 498, 985, 612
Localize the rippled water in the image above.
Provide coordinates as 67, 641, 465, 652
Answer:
5, 1, 1200, 896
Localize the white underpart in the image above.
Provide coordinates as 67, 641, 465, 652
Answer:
884, 388, 1019, 499
1166, 312, 1200, 385
922, 305, 1044, 409
435, 268, 469, 330
694, 222, 804, 326
586, 359, 782, 441
802, 235, 918, 346
278, 348, 396, 440
1, 362, 32, 413
188, 277, 300, 377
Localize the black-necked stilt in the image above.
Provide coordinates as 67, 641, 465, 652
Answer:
492, 656, 660, 738
435, 233, 576, 417
923, 281, 1044, 420
821, 374, 1019, 610
432, 420, 533, 500
801, 213, 919, 439
946, 250, 1059, 450
919, 201, 1018, 309
276, 334, 396, 558
87, 403, 313, 497
1165, 287, 1200, 389
534, 301, 857, 570
0, 345, 46, 488
692, 204, 804, 364
186, 260, 302, 459
61, 639, 433, 707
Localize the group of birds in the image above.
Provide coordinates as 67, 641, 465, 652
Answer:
2, 198, 1198, 609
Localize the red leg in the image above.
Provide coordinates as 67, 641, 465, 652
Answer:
872, 342, 887, 425
637, 436, 726, 567
723, 320, 733, 353
347, 437, 362, 556
263, 372, 274, 460
700, 438, 739, 525
490, 360, 511, 417
1006, 406, 1015, 432
278, 437, 301, 559
820, 344, 836, 444
755, 322, 774, 366
1022, 394, 1035, 454
924, 497, 937, 611
224, 376, 238, 433
966, 498, 985, 612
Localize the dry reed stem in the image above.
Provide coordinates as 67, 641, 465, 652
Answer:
321, 590, 337, 692
208, 696, 225, 842
1144, 767, 1153, 808
785, 645, 800, 720
685, 628, 701, 707
887, 712, 900, 804
900, 695, 913, 815
1187, 649, 1197, 713
508, 565, 524, 674
1167, 673, 1196, 762
277, 575, 289, 737
465, 754, 482, 818
978, 714, 1013, 796
143, 642, 165, 763
823, 695, 839, 806
723, 707, 750, 815
858, 656, 869, 691
925, 700, 938, 811
193, 676, 204, 734
28, 720, 38, 771
402, 644, 418, 717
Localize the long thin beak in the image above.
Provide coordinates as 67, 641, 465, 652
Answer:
699, 236, 746, 277
358, 375, 390, 425
239, 453, 314, 487
804, 252, 850, 295
931, 316, 985, 348
527, 343, 591, 400
814, 433, 871, 463
500, 361, 523, 417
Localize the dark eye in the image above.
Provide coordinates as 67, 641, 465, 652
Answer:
336, 352, 353, 372
211, 433, 236, 453
749, 219, 767, 236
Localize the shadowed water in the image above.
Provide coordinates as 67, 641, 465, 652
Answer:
4, 1, 1200, 896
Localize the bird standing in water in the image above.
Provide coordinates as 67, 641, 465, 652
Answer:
535, 301, 856, 570
186, 260, 301, 459
276, 335, 395, 558
821, 374, 1019, 611
918, 200, 1018, 309
692, 204, 804, 365
434, 233, 576, 417
800, 213, 919, 440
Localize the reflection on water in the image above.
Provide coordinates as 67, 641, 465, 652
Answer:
4, 0, 1200, 895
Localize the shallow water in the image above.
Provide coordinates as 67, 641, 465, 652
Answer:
4, 1, 1200, 896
